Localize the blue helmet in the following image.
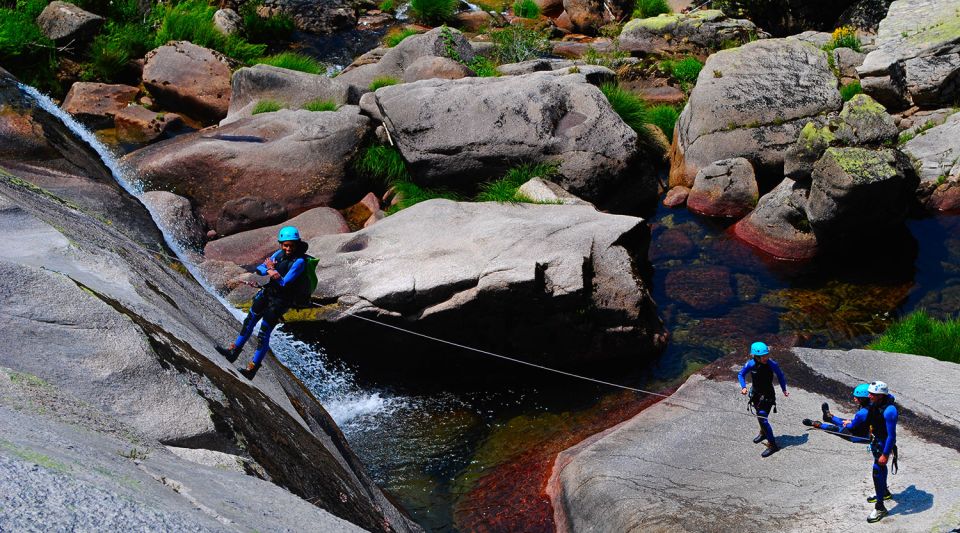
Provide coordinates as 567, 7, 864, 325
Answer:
750, 341, 769, 357
278, 226, 301, 242
853, 383, 870, 398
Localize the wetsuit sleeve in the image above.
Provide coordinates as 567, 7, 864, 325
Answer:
256, 250, 283, 275
274, 258, 305, 287
737, 360, 753, 389
843, 408, 869, 430
770, 360, 787, 392
883, 405, 898, 455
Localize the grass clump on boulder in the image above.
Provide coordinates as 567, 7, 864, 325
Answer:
600, 83, 648, 135
512, 0, 540, 18
384, 27, 420, 47
410, 0, 458, 25
869, 310, 960, 364
840, 81, 862, 102
251, 99, 284, 114
632, 0, 670, 19
354, 144, 410, 184
646, 104, 680, 142
154, 0, 266, 63
388, 181, 460, 213
369, 76, 401, 91
255, 52, 325, 74
659, 56, 703, 86
303, 99, 338, 111
490, 25, 550, 63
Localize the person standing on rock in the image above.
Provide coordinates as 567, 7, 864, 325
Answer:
738, 341, 789, 458
845, 381, 898, 523
216, 226, 312, 380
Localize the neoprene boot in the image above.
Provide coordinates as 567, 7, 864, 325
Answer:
753, 433, 766, 444
239, 362, 260, 380
821, 402, 832, 422
802, 418, 823, 428
867, 491, 892, 503
216, 344, 240, 363
867, 504, 888, 523
761, 441, 779, 458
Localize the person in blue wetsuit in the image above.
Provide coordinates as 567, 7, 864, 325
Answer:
216, 226, 311, 380
802, 383, 871, 444
845, 381, 898, 523
738, 341, 789, 458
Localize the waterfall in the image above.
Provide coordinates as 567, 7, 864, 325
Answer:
15, 82, 403, 428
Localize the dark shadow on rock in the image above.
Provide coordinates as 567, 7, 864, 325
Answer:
776, 433, 809, 449
890, 485, 934, 517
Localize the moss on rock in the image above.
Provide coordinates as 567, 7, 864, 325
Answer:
823, 147, 898, 183
799, 121, 836, 150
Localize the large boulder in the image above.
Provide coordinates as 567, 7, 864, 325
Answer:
806, 147, 918, 238
858, 0, 960, 109
901, 112, 960, 211
686, 157, 758, 218
36, 1, 104, 46
216, 196, 288, 236
561, 0, 604, 34
142, 41, 232, 124
262, 0, 356, 33
204, 206, 350, 266
61, 82, 139, 129
122, 107, 371, 232
361, 72, 657, 210
549, 347, 960, 532
306, 199, 666, 368
0, 168, 420, 532
733, 178, 819, 260
113, 105, 183, 144
222, 64, 352, 125
336, 27, 475, 93
401, 56, 474, 83
670, 38, 842, 188
213, 7, 243, 36
619, 10, 759, 55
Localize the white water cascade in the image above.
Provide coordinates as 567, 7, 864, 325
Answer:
16, 83, 406, 428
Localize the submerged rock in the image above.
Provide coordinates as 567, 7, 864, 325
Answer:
733, 178, 819, 260
123, 107, 371, 232
306, 199, 666, 368
686, 157, 758, 219
670, 38, 842, 187
549, 348, 960, 532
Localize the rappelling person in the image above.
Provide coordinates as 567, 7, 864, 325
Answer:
216, 226, 313, 380
844, 380, 899, 523
738, 341, 789, 458
802, 383, 871, 444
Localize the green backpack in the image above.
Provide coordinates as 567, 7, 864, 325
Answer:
304, 255, 320, 298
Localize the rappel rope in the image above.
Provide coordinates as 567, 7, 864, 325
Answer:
333, 307, 872, 441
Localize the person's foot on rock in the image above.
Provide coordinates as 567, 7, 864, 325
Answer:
802, 418, 823, 428
216, 344, 240, 363
239, 362, 260, 380
753, 432, 766, 444
867, 505, 888, 523
761, 441, 779, 458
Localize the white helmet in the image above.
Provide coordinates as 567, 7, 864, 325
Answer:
868, 381, 889, 395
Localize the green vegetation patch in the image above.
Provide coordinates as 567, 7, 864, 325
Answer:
0, 4, 58, 92
379, 0, 396, 12
387, 181, 460, 214
490, 25, 551, 64
251, 100, 284, 114
646, 104, 680, 142
475, 162, 558, 202
468, 56, 499, 77
869, 310, 960, 364
0, 439, 72, 472
513, 0, 540, 18
600, 83, 648, 136
824, 147, 897, 182
369, 76, 401, 91
840, 81, 863, 102
659, 56, 703, 85
410, 0, 458, 25
354, 144, 410, 184
85, 21, 154, 81
255, 52, 325, 74
632, 0, 671, 19
302, 99, 338, 112
241, 0, 295, 43
154, 0, 266, 64
384, 27, 421, 47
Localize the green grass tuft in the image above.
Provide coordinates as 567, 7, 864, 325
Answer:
868, 310, 960, 364
255, 52, 324, 74
632, 0, 670, 19
840, 81, 862, 102
646, 104, 680, 142
302, 99, 338, 111
660, 56, 703, 85
513, 0, 540, 18
600, 83, 648, 135
0, 5, 59, 93
251, 100, 284, 114
354, 144, 410, 184
409, 0, 458, 25
476, 162, 558, 202
490, 25, 551, 63
384, 27, 420, 47
369, 76, 401, 91
85, 21, 154, 81
469, 56, 500, 77
379, 0, 395, 11
154, 0, 266, 64
388, 180, 460, 213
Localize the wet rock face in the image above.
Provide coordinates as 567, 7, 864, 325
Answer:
262, 0, 356, 34
670, 38, 842, 188
142, 41, 232, 124
619, 10, 759, 56
686, 157, 758, 219
140, 191, 207, 251
858, 0, 960, 110
61, 82, 139, 130
36, 1, 104, 46
122, 107, 371, 230
306, 199, 666, 368
223, 64, 352, 125
362, 72, 657, 211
